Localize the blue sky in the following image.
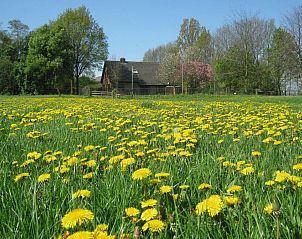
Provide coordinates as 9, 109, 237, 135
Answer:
1, 0, 301, 62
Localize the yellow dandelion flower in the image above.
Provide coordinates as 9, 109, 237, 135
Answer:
224, 196, 240, 206
38, 173, 50, 183
132, 168, 152, 180
149, 179, 161, 184
142, 219, 165, 232
227, 185, 242, 193
120, 158, 135, 170
240, 166, 254, 175
196, 195, 223, 217
27, 151, 41, 160
93, 231, 110, 239
67, 231, 93, 239
83, 172, 94, 179
125, 207, 140, 217
172, 194, 179, 200
154, 172, 170, 178
251, 151, 261, 157
198, 183, 212, 190
274, 170, 290, 182
84, 145, 95, 152
72, 189, 91, 199
141, 199, 157, 208
288, 175, 301, 183
265, 180, 275, 186
14, 172, 30, 182
263, 203, 273, 215
61, 208, 94, 229
20, 159, 35, 167
179, 184, 190, 190
141, 208, 158, 221
94, 223, 109, 232
159, 185, 172, 194
293, 163, 302, 171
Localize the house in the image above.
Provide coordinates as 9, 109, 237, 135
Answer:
100, 58, 168, 95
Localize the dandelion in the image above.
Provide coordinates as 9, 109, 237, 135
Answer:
14, 172, 30, 182
155, 172, 170, 178
125, 207, 140, 217
264, 203, 273, 215
27, 151, 41, 160
179, 184, 190, 190
141, 199, 157, 208
159, 185, 172, 194
241, 166, 254, 175
84, 145, 95, 152
94, 223, 109, 232
72, 189, 91, 199
274, 170, 290, 182
83, 172, 94, 179
265, 180, 275, 186
61, 208, 94, 229
251, 151, 261, 157
196, 195, 223, 217
293, 163, 302, 171
38, 173, 51, 183
149, 179, 161, 184
141, 208, 158, 221
227, 185, 242, 193
67, 231, 93, 239
132, 168, 152, 180
120, 158, 135, 170
224, 196, 240, 206
142, 219, 165, 232
198, 183, 212, 190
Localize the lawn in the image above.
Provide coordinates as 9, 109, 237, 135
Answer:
0, 95, 301, 238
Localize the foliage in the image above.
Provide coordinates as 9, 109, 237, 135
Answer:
143, 42, 176, 62
24, 24, 72, 94
53, 6, 108, 95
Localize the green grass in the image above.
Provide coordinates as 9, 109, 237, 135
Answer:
0, 95, 302, 238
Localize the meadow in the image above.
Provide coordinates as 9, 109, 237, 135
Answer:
0, 95, 302, 239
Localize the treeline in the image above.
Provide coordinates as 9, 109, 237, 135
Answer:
0, 6, 108, 95
144, 6, 302, 95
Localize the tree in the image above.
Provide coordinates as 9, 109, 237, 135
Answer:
53, 6, 108, 94
182, 61, 213, 92
268, 28, 299, 94
283, 6, 302, 77
25, 24, 72, 94
158, 49, 181, 89
213, 14, 275, 93
0, 20, 29, 94
177, 18, 203, 53
195, 28, 213, 64
143, 42, 176, 62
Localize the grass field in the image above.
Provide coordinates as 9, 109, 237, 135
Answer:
1, 95, 302, 239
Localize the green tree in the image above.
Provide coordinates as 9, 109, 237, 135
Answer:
53, 6, 108, 94
268, 28, 299, 94
25, 24, 72, 94
215, 47, 257, 93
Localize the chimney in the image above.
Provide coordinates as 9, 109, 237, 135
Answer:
120, 58, 126, 63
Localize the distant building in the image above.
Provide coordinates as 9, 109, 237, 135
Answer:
100, 58, 168, 94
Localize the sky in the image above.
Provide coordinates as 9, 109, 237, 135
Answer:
1, 0, 301, 63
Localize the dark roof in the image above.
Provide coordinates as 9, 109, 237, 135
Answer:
101, 59, 165, 86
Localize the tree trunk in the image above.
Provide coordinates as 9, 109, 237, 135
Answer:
76, 74, 80, 95
70, 78, 74, 95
